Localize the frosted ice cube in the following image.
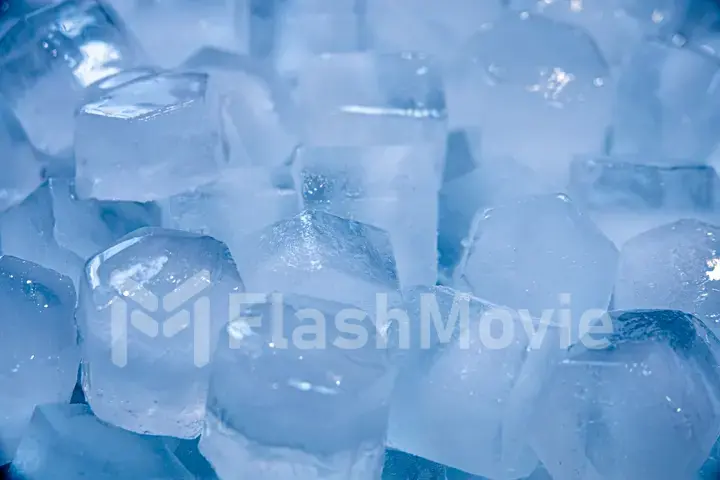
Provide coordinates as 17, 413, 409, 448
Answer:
0, 256, 78, 464
77, 227, 244, 438
0, 97, 43, 213
75, 71, 227, 202
614, 219, 720, 336
272, 0, 363, 79
233, 210, 400, 312
49, 178, 162, 261
199, 293, 395, 479
0, 183, 84, 286
366, 0, 505, 59
445, 12, 613, 189
10, 403, 193, 479
455, 194, 618, 343
294, 145, 439, 288
160, 167, 299, 262
388, 286, 566, 479
291, 52, 447, 149
0, 0, 143, 156
530, 310, 720, 480
509, 0, 689, 65
181, 48, 298, 168
106, 0, 248, 68
570, 156, 719, 211
613, 39, 720, 162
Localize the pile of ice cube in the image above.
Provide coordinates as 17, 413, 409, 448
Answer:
3, 0, 720, 478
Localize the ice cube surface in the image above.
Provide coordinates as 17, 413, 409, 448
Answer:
200, 293, 395, 480
614, 219, 720, 336
77, 227, 244, 438
75, 71, 227, 202
0, 256, 78, 464
233, 210, 400, 311
10, 403, 193, 479
445, 12, 613, 189
0, 0, 143, 155
456, 194, 618, 343
530, 309, 720, 480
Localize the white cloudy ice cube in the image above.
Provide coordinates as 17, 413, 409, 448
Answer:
388, 286, 566, 479
75, 71, 227, 202
530, 310, 720, 480
200, 293, 395, 479
0, 0, 143, 156
10, 403, 193, 479
614, 219, 720, 336
233, 210, 400, 313
0, 256, 78, 464
455, 194, 618, 344
445, 11, 613, 190
77, 227, 244, 438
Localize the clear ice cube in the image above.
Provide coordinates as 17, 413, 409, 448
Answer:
74, 71, 227, 202
366, 0, 505, 59
291, 52, 447, 150
0, 183, 84, 286
0, 97, 43, 213
509, 0, 689, 65
529, 310, 720, 480
614, 219, 720, 336
81, 66, 160, 104
159, 167, 299, 263
199, 293, 395, 479
10, 403, 193, 479
106, 0, 248, 68
0, 0, 143, 156
294, 145, 439, 288
612, 39, 720, 162
49, 178, 162, 261
455, 194, 618, 344
232, 210, 400, 313
181, 48, 298, 168
445, 12, 613, 189
569, 156, 719, 211
77, 227, 244, 438
388, 286, 566, 479
0, 256, 78, 464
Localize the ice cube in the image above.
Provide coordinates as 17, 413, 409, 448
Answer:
0, 97, 43, 213
445, 12, 613, 190
81, 66, 161, 103
106, 0, 248, 68
614, 219, 720, 336
366, 0, 505, 59
0, 183, 84, 285
569, 156, 719, 211
159, 167, 299, 262
49, 178, 162, 261
74, 71, 227, 202
10, 403, 193, 479
77, 227, 244, 438
233, 210, 400, 312
0, 0, 143, 156
181, 48, 298, 168
455, 194, 618, 343
199, 293, 395, 479
612, 39, 720, 163
271, 0, 363, 79
294, 145, 439, 288
529, 310, 720, 480
388, 286, 566, 479
508, 0, 689, 66
0, 256, 78, 464
291, 52, 447, 150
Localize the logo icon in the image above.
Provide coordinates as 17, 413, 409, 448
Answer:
110, 269, 212, 367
